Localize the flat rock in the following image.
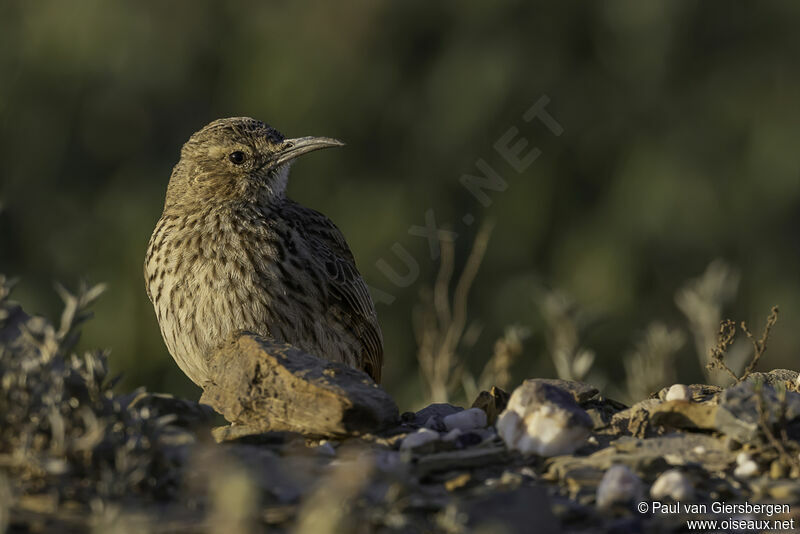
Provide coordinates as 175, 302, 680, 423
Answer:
200, 333, 399, 437
649, 400, 718, 431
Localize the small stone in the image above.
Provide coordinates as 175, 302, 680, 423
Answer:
734, 460, 760, 478
400, 428, 440, 451
770, 460, 787, 479
692, 446, 707, 456
443, 407, 487, 432
665, 384, 692, 402
734, 453, 760, 478
596, 465, 643, 509
650, 469, 694, 501
413, 404, 463, 427
768, 481, 800, 500
444, 473, 471, 491
497, 380, 593, 457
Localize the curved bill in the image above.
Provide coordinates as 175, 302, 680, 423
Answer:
272, 136, 345, 167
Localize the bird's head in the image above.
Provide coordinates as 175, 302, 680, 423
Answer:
165, 117, 343, 210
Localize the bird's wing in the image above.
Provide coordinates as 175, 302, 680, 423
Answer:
286, 201, 384, 383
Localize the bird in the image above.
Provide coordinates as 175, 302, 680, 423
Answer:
144, 117, 383, 387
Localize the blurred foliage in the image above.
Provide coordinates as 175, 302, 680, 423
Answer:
1, 0, 799, 407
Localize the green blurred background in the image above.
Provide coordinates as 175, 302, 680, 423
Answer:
1, 1, 798, 407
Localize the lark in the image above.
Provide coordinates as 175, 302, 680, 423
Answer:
144, 118, 383, 386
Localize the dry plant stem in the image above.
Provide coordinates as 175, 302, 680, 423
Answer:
706, 319, 739, 382
739, 306, 779, 382
415, 221, 494, 403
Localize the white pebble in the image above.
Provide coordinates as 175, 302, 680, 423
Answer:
596, 465, 643, 508
733, 454, 760, 478
400, 428, 439, 450
665, 384, 692, 402
443, 408, 487, 432
651, 469, 694, 501
734, 460, 760, 478
692, 446, 707, 456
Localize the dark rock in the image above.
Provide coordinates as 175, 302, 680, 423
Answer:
200, 333, 399, 437
412, 403, 464, 428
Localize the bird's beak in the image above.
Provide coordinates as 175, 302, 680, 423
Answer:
271, 136, 345, 168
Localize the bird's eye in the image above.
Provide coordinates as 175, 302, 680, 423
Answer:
229, 151, 246, 165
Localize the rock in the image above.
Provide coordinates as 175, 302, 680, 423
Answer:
471, 386, 510, 425
742, 369, 798, 388
649, 400, 718, 431
534, 378, 600, 403
412, 404, 463, 429
714, 380, 800, 443
664, 384, 691, 402
412, 446, 510, 477
770, 460, 787, 479
767, 481, 800, 501
650, 469, 694, 501
400, 428, 440, 451
596, 465, 643, 509
734, 452, 760, 478
200, 333, 399, 437
609, 399, 661, 437
734, 460, 760, 478
443, 407, 487, 432
497, 380, 593, 457
444, 473, 471, 492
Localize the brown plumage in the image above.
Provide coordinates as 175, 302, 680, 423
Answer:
144, 117, 383, 386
